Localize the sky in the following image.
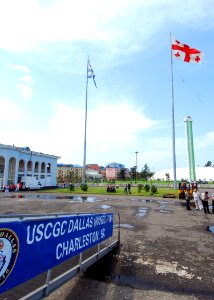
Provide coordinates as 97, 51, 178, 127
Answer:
0, 0, 213, 173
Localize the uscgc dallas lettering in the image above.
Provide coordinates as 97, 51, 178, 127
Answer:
0, 228, 19, 285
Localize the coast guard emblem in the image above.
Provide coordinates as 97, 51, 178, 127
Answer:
0, 228, 19, 285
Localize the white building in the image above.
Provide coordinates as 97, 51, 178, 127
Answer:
0, 144, 60, 189
86, 168, 102, 179
153, 167, 214, 182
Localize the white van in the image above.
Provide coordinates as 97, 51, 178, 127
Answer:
21, 176, 43, 190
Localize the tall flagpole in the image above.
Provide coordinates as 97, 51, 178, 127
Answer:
170, 33, 177, 189
82, 56, 89, 184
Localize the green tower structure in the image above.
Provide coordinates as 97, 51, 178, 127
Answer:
184, 116, 196, 182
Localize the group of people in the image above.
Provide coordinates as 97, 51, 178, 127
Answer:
106, 184, 117, 192
4, 182, 22, 196
106, 183, 132, 193
185, 189, 214, 214
124, 183, 131, 194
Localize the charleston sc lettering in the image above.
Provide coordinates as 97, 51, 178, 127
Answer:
26, 215, 113, 259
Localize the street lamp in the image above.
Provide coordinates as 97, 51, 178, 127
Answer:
135, 151, 138, 184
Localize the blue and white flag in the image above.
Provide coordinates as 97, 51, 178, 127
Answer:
87, 59, 97, 88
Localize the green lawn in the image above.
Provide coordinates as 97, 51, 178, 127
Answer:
45, 185, 179, 198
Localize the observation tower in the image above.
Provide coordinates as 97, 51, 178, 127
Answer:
184, 116, 196, 182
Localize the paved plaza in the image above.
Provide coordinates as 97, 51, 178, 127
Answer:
0, 191, 214, 300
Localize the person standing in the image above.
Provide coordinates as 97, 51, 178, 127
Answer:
185, 190, 191, 210
127, 183, 131, 194
124, 184, 128, 194
192, 189, 203, 210
15, 182, 20, 192
4, 185, 9, 197
201, 191, 211, 214
211, 193, 214, 214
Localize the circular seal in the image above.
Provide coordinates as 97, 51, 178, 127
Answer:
0, 228, 19, 285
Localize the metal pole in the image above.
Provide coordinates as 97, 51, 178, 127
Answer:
170, 33, 177, 189
82, 57, 89, 184
135, 151, 138, 184
44, 269, 52, 296
118, 213, 121, 243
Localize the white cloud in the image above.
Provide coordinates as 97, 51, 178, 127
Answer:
13, 65, 31, 73
13, 64, 34, 100
195, 132, 214, 149
89, 103, 156, 146
17, 101, 157, 166
145, 132, 214, 171
19, 75, 34, 84
0, 0, 213, 172
16, 83, 33, 100
0, 0, 213, 53
1, 97, 214, 170
0, 98, 23, 122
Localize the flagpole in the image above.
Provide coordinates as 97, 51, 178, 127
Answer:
82, 56, 89, 184
170, 33, 177, 189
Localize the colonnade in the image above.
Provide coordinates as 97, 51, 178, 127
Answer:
0, 156, 52, 188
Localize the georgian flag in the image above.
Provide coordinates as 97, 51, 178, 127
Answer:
171, 37, 204, 64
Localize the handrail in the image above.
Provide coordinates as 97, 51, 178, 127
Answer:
20, 239, 119, 300
1, 213, 120, 300
0, 212, 99, 222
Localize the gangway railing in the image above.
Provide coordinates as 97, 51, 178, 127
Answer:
0, 212, 120, 300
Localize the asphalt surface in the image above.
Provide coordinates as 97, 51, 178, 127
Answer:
0, 191, 214, 300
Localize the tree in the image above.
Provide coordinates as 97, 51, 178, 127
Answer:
65, 170, 74, 183
69, 183, 75, 191
204, 161, 212, 167
130, 166, 136, 180
140, 164, 154, 181
137, 184, 144, 193
165, 172, 170, 189
57, 174, 63, 183
80, 183, 88, 191
118, 168, 126, 180
165, 173, 170, 181
151, 185, 157, 194
144, 184, 150, 192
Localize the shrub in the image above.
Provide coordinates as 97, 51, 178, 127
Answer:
144, 184, 150, 192
151, 185, 157, 194
80, 183, 88, 191
138, 184, 144, 193
69, 183, 75, 191
162, 193, 176, 198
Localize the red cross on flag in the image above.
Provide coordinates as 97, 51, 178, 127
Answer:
171, 37, 204, 64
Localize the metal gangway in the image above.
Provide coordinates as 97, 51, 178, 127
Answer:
0, 212, 120, 300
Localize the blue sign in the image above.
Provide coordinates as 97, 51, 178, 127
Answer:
0, 213, 113, 293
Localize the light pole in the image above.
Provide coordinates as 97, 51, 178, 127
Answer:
135, 151, 138, 184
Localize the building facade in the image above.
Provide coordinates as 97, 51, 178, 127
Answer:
86, 164, 100, 171
105, 162, 126, 180
57, 164, 83, 182
0, 144, 60, 189
57, 164, 103, 182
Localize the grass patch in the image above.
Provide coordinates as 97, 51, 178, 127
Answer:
43, 186, 179, 198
